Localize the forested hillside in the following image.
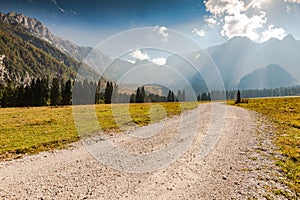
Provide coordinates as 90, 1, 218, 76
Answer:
0, 21, 82, 85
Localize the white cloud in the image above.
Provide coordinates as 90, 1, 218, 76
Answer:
261, 25, 287, 42
154, 26, 169, 42
129, 50, 166, 65
203, 0, 291, 42
221, 12, 266, 40
205, 17, 218, 27
204, 0, 245, 16
192, 28, 206, 37
158, 26, 169, 38
151, 57, 167, 66
284, 0, 300, 3
130, 49, 149, 61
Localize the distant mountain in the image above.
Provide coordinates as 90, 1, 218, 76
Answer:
238, 64, 297, 90
0, 12, 92, 61
91, 34, 300, 93
186, 35, 300, 90
0, 15, 98, 85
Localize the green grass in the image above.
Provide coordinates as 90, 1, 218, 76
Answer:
0, 102, 198, 160
229, 97, 300, 196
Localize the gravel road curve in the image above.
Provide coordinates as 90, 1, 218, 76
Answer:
0, 103, 293, 199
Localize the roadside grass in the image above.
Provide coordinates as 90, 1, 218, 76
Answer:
0, 102, 198, 161
229, 97, 300, 196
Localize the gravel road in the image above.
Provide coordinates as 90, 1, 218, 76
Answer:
0, 103, 294, 199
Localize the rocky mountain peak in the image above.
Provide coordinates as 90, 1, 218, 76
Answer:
0, 11, 53, 42
0, 12, 92, 61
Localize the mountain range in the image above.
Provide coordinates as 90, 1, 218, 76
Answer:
0, 12, 99, 85
204, 35, 300, 89
0, 11, 299, 93
0, 12, 92, 61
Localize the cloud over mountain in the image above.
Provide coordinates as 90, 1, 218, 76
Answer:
202, 0, 300, 42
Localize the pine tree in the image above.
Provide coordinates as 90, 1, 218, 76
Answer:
236, 90, 241, 104
129, 94, 135, 103
167, 90, 174, 102
73, 80, 82, 105
136, 87, 140, 103
200, 92, 208, 100
112, 83, 119, 103
104, 81, 113, 104
182, 90, 186, 102
32, 78, 39, 106
24, 84, 33, 107
62, 79, 72, 105
50, 77, 60, 106
16, 85, 25, 107
4, 82, 16, 107
82, 79, 90, 104
135, 87, 144, 103
176, 90, 182, 102
33, 78, 48, 106
141, 86, 146, 102
207, 92, 211, 100
41, 78, 49, 106
89, 81, 97, 104
95, 80, 101, 104
60, 79, 65, 105
1, 88, 7, 107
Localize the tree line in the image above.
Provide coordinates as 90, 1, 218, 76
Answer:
129, 86, 185, 103
197, 86, 300, 101
0, 78, 186, 108
2, 77, 299, 108
0, 78, 72, 107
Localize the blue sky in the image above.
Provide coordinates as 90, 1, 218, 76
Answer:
1, 0, 300, 48
0, 0, 210, 46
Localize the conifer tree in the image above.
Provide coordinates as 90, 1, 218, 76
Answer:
129, 94, 135, 103
236, 90, 241, 104
50, 77, 60, 106
104, 81, 113, 104
167, 90, 174, 102
135, 87, 145, 103
62, 79, 72, 105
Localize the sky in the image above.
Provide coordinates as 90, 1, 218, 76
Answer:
0, 0, 300, 49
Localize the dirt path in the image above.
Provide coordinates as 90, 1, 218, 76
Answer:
0, 103, 292, 199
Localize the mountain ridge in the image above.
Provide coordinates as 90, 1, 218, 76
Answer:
187, 34, 300, 90
0, 20, 78, 85
0, 12, 92, 61
0, 18, 101, 85
238, 64, 298, 90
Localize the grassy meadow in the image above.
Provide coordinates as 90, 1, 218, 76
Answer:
0, 102, 198, 160
230, 97, 300, 195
